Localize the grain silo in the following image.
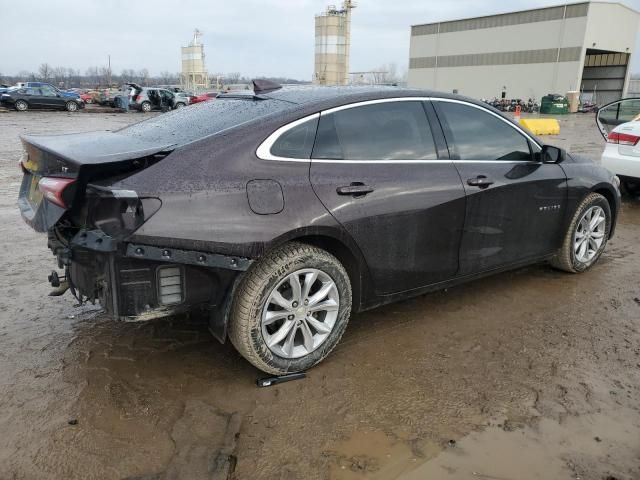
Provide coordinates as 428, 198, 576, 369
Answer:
181, 29, 210, 91
314, 1, 356, 86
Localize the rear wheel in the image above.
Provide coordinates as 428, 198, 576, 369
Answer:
175, 102, 185, 108
229, 242, 352, 374
550, 193, 611, 273
141, 101, 151, 113
15, 100, 28, 112
65, 101, 78, 112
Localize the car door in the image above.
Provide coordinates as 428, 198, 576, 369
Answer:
23, 87, 46, 109
596, 98, 640, 140
309, 99, 466, 295
432, 99, 567, 275
39, 85, 65, 108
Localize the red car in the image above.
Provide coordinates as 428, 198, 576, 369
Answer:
189, 92, 218, 104
79, 92, 93, 104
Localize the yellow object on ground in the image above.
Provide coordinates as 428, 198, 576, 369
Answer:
519, 118, 560, 135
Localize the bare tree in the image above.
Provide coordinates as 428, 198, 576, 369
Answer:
38, 63, 52, 82
85, 66, 99, 86
137, 68, 149, 86
52, 66, 67, 87
225, 72, 241, 84
99, 66, 111, 85
120, 69, 135, 83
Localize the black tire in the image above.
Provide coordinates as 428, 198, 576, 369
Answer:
175, 102, 185, 108
65, 101, 78, 112
15, 100, 28, 112
228, 242, 352, 375
141, 101, 152, 113
550, 193, 611, 273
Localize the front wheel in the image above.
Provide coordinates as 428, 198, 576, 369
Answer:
550, 193, 611, 273
66, 101, 78, 112
229, 242, 352, 375
15, 100, 28, 111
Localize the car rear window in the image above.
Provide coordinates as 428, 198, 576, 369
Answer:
117, 98, 292, 146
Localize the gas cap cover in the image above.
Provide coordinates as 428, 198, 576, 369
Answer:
246, 179, 284, 215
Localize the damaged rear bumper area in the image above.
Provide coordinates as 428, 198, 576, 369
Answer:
49, 229, 252, 342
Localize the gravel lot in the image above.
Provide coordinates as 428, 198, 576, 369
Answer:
0, 109, 639, 480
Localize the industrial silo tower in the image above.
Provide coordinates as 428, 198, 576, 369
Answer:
314, 1, 356, 85
181, 29, 210, 91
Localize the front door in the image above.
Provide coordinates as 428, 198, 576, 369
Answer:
310, 99, 466, 295
39, 85, 65, 109
432, 100, 567, 275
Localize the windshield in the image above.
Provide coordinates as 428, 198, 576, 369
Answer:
117, 97, 292, 145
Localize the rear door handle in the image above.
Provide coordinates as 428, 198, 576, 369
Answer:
467, 175, 494, 189
336, 183, 375, 196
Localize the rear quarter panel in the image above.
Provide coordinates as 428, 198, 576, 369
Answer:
115, 112, 347, 259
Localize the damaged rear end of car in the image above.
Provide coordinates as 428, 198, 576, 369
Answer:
18, 129, 249, 340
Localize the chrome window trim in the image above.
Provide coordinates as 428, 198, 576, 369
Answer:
431, 98, 542, 150
255, 97, 541, 163
256, 112, 320, 162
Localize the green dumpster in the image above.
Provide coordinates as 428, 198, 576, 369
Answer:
540, 94, 569, 114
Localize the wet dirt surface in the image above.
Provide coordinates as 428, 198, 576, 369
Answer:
0, 110, 639, 480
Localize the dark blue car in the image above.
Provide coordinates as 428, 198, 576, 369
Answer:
16, 82, 80, 99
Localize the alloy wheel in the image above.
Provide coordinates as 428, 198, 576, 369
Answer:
261, 268, 339, 359
573, 206, 606, 263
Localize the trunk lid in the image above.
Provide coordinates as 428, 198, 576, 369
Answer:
18, 131, 174, 232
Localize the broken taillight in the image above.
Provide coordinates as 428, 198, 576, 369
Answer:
607, 131, 640, 146
38, 177, 76, 208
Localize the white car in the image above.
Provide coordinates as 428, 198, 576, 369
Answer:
598, 98, 640, 195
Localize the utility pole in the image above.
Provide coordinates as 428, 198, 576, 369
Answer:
108, 54, 112, 86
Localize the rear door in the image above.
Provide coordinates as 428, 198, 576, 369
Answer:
23, 87, 46, 108
309, 99, 466, 295
433, 99, 567, 275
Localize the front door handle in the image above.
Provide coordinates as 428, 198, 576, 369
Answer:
467, 175, 494, 189
336, 183, 374, 196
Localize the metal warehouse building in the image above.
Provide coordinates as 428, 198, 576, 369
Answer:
408, 2, 640, 105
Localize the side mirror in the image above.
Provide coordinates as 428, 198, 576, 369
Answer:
539, 145, 566, 164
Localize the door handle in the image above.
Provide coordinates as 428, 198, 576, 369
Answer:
336, 183, 374, 196
467, 175, 494, 189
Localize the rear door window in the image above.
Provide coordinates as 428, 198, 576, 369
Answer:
436, 101, 531, 161
312, 101, 438, 161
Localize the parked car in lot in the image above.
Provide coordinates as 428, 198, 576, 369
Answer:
124, 83, 187, 112
597, 97, 640, 195
16, 82, 81, 100
98, 88, 121, 107
190, 92, 218, 104
18, 82, 620, 374
79, 92, 93, 104
1, 85, 84, 112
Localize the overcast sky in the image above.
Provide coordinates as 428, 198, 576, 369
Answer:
1, 0, 640, 79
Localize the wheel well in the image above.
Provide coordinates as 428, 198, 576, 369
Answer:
293, 235, 364, 312
593, 187, 617, 233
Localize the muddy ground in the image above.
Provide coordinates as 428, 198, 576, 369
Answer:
0, 110, 639, 480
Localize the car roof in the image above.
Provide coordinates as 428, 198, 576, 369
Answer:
116, 85, 534, 148
258, 86, 463, 106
